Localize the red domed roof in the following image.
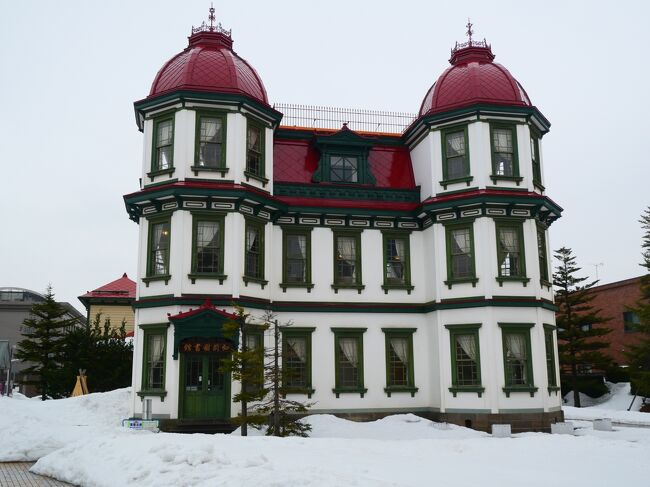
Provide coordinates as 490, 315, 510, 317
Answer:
419, 43, 531, 117
149, 29, 268, 106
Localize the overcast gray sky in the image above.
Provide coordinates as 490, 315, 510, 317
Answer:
1, 0, 648, 312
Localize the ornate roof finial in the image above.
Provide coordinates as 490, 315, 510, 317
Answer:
208, 3, 216, 31
466, 18, 473, 44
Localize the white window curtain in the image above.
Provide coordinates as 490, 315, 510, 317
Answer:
198, 221, 219, 248
339, 338, 358, 368
447, 131, 465, 156
201, 118, 221, 142
456, 334, 477, 362
499, 228, 518, 253
452, 229, 469, 254
390, 337, 409, 365
337, 237, 357, 279
247, 127, 259, 151
493, 129, 511, 152
288, 235, 306, 259
287, 337, 306, 363
246, 334, 260, 351
246, 227, 258, 252
158, 121, 172, 146
149, 335, 164, 363
505, 333, 526, 361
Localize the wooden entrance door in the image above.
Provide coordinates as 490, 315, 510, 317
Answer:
180, 353, 230, 419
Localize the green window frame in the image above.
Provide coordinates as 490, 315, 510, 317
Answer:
381, 231, 413, 294
537, 223, 550, 285
192, 111, 227, 175
150, 115, 175, 175
445, 324, 484, 397
490, 123, 522, 184
530, 127, 543, 188
330, 155, 359, 183
143, 215, 171, 286
281, 327, 315, 397
245, 119, 268, 185
243, 218, 267, 288
440, 125, 472, 188
499, 323, 538, 397
332, 327, 367, 397
188, 212, 226, 284
382, 328, 418, 397
543, 324, 560, 392
495, 219, 530, 286
138, 323, 169, 400
444, 221, 478, 288
242, 326, 265, 394
332, 230, 364, 293
281, 228, 313, 292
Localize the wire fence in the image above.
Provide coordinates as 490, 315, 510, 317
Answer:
274, 103, 416, 134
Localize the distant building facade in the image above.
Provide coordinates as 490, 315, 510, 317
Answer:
79, 273, 136, 333
0, 287, 85, 395
581, 276, 645, 366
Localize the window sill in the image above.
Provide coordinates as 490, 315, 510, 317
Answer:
503, 386, 538, 397
490, 175, 523, 185
540, 278, 552, 290
382, 284, 414, 295
333, 387, 368, 398
547, 386, 561, 395
142, 275, 171, 287
385, 386, 418, 398
146, 168, 175, 181
137, 390, 167, 402
439, 176, 473, 190
190, 165, 229, 177
243, 275, 268, 289
188, 273, 227, 284
496, 276, 531, 287
449, 386, 485, 398
444, 277, 478, 289
331, 283, 365, 294
282, 387, 315, 399
280, 282, 314, 293
244, 170, 269, 187
533, 181, 545, 192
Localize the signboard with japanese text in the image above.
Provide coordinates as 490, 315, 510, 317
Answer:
179, 338, 234, 354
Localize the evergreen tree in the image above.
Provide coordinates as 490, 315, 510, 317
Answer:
220, 307, 268, 436
554, 247, 612, 407
60, 313, 133, 393
625, 208, 650, 398
14, 285, 78, 400
255, 312, 311, 437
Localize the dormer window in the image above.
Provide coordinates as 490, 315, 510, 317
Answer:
330, 156, 358, 183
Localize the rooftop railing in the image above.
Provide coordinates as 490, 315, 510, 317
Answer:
274, 103, 416, 135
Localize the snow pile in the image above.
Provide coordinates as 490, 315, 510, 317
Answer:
563, 382, 650, 425
0, 388, 131, 461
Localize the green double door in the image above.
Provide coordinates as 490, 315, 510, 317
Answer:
180, 353, 230, 419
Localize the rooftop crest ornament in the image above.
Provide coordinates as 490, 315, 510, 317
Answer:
191, 4, 232, 37
451, 18, 490, 54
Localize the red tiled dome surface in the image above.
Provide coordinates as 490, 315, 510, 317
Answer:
419, 45, 531, 117
149, 31, 268, 105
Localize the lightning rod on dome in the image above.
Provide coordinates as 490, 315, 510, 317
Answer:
452, 18, 489, 54
191, 4, 231, 37
466, 18, 473, 44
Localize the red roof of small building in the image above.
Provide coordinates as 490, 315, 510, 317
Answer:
419, 44, 531, 117
148, 30, 268, 106
79, 273, 136, 302
168, 299, 237, 321
273, 133, 416, 189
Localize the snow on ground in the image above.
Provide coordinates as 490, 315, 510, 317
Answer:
0, 387, 649, 486
563, 382, 650, 425
0, 388, 130, 461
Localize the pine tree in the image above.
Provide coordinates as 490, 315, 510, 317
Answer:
220, 306, 268, 436
554, 247, 612, 407
14, 285, 79, 400
625, 208, 650, 398
255, 312, 311, 437
60, 313, 133, 393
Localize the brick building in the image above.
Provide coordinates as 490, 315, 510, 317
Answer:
583, 276, 645, 366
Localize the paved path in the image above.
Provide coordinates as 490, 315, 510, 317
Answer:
0, 462, 74, 486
